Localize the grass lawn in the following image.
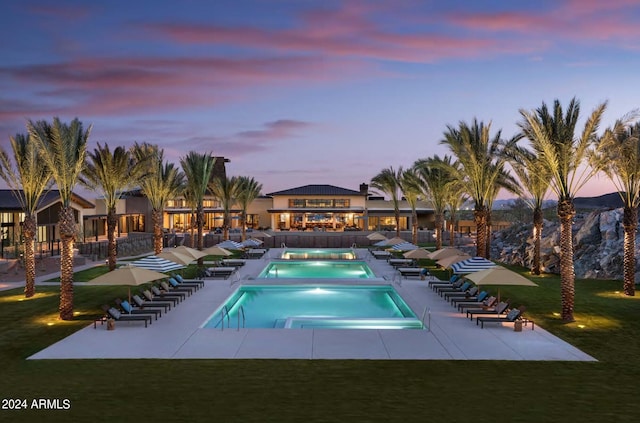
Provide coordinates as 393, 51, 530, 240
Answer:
1, 264, 640, 422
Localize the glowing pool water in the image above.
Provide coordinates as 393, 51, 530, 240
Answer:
258, 260, 374, 279
280, 248, 357, 260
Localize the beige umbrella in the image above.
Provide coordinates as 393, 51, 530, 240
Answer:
465, 266, 538, 302
86, 264, 167, 311
203, 245, 233, 256
429, 247, 465, 260
385, 237, 406, 246
403, 248, 432, 259
366, 232, 387, 241
156, 250, 195, 266
173, 245, 208, 260
437, 253, 471, 269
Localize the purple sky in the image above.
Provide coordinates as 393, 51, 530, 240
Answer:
2, 0, 639, 199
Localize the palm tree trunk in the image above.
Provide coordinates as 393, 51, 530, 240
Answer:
152, 208, 163, 255
485, 210, 492, 260
197, 206, 204, 267
622, 206, 637, 296
190, 212, 195, 248
558, 199, 576, 322
449, 210, 457, 247
394, 208, 400, 238
411, 209, 418, 245
241, 211, 247, 242
223, 210, 230, 240
23, 214, 37, 298
532, 207, 543, 275
434, 213, 444, 250
474, 207, 487, 258
106, 207, 117, 271
59, 206, 75, 320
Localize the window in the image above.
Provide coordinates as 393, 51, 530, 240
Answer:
334, 199, 350, 208
289, 199, 305, 208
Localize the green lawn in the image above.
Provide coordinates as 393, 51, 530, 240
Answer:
1, 266, 639, 422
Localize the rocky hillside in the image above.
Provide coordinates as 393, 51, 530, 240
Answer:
491, 208, 630, 280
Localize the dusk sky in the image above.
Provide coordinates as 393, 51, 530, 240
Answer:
2, 0, 640, 199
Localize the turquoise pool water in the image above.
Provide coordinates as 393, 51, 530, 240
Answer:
258, 260, 374, 279
203, 285, 423, 329
281, 248, 357, 260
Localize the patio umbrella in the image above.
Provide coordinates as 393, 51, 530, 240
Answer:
203, 246, 233, 256
384, 237, 406, 246
373, 239, 390, 247
437, 253, 471, 269
173, 245, 208, 260
465, 266, 538, 302
451, 257, 496, 274
366, 232, 387, 241
86, 264, 167, 312
403, 248, 431, 259
216, 240, 244, 249
391, 242, 419, 251
156, 250, 195, 266
429, 247, 465, 260
130, 256, 186, 273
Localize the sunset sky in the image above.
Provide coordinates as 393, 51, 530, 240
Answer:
1, 0, 639, 199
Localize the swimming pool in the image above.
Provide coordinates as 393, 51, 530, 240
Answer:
281, 248, 357, 260
258, 260, 374, 279
203, 285, 423, 329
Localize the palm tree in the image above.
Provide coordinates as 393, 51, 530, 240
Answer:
82, 143, 148, 271
371, 167, 403, 237
414, 155, 455, 250
27, 118, 91, 320
519, 98, 607, 321
133, 143, 184, 255
183, 188, 197, 248
209, 175, 240, 240
444, 179, 467, 247
180, 152, 216, 260
440, 120, 515, 259
0, 133, 52, 298
591, 118, 640, 296
504, 144, 552, 275
235, 176, 263, 241
398, 168, 422, 245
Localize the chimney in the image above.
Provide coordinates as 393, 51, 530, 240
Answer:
359, 183, 369, 196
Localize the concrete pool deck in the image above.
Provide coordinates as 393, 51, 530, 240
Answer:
27, 249, 596, 361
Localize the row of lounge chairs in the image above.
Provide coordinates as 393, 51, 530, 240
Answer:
96, 275, 205, 328
429, 274, 534, 330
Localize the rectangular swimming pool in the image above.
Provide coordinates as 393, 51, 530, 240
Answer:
281, 248, 357, 260
202, 285, 423, 329
257, 260, 374, 279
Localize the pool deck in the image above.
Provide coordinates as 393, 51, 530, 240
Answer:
27, 249, 595, 361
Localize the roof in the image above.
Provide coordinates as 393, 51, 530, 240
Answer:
0, 190, 95, 211
266, 184, 364, 196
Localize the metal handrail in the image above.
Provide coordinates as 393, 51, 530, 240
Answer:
220, 305, 230, 331
237, 305, 245, 331
421, 306, 430, 331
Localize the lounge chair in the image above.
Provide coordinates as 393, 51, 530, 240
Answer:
102, 305, 152, 327
451, 290, 488, 307
205, 267, 236, 279
371, 250, 392, 260
444, 286, 478, 302
429, 274, 460, 290
477, 306, 533, 329
436, 281, 470, 297
168, 277, 201, 291
388, 258, 415, 268
221, 259, 246, 267
397, 267, 425, 279
151, 285, 186, 302
457, 295, 496, 312
244, 249, 266, 259
132, 294, 172, 312
142, 289, 180, 306
174, 274, 204, 288
160, 281, 194, 297
114, 298, 161, 319
467, 301, 509, 321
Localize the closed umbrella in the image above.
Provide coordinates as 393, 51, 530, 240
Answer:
86, 264, 168, 312
465, 266, 538, 302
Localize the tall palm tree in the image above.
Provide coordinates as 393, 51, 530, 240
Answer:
209, 175, 241, 240
371, 167, 403, 237
399, 168, 422, 245
444, 179, 467, 247
82, 143, 148, 271
440, 120, 515, 258
235, 176, 263, 241
183, 188, 197, 248
0, 133, 52, 298
504, 144, 552, 275
591, 118, 640, 296
27, 118, 90, 320
414, 155, 455, 250
133, 143, 184, 255
180, 152, 216, 260
519, 98, 607, 322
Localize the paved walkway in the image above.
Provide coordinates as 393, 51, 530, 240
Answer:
25, 249, 596, 361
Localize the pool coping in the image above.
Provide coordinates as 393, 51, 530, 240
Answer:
28, 249, 597, 361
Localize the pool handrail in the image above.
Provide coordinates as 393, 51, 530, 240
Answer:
237, 305, 245, 331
